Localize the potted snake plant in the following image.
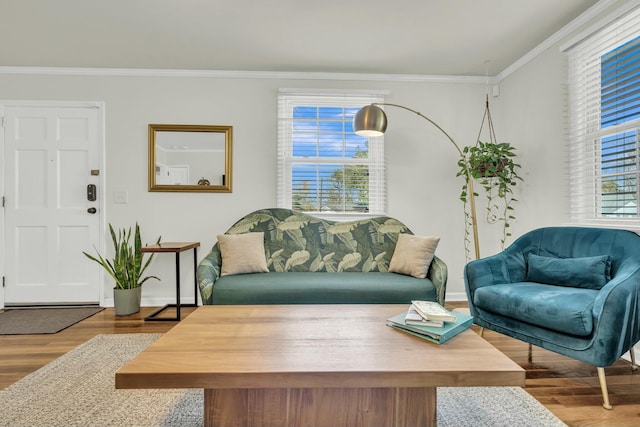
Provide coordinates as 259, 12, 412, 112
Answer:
83, 223, 161, 316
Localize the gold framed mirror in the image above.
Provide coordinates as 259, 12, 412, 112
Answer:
148, 124, 232, 193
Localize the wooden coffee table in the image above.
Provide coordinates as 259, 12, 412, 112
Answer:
116, 305, 524, 427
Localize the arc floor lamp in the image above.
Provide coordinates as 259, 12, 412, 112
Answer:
353, 103, 480, 260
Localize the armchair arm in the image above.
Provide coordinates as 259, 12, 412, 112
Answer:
464, 250, 526, 314
196, 244, 222, 304
427, 255, 448, 306
589, 265, 640, 365
465, 250, 527, 288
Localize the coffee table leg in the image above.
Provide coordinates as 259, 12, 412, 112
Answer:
204, 388, 288, 427
397, 387, 437, 427
204, 387, 436, 427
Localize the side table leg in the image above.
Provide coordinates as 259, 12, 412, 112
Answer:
175, 251, 181, 320
144, 243, 199, 322
193, 247, 198, 305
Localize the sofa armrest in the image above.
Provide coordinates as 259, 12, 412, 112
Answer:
428, 255, 448, 306
196, 244, 222, 304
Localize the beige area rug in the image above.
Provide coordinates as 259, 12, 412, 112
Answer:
0, 307, 105, 335
0, 333, 567, 427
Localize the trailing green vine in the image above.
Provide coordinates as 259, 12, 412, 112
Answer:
457, 97, 523, 260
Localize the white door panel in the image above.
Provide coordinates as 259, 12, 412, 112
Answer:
3, 105, 102, 305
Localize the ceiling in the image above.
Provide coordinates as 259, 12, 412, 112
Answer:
0, 0, 602, 77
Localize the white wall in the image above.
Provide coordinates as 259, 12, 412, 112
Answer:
0, 30, 608, 305
497, 47, 570, 241
0, 73, 502, 304
496, 0, 634, 238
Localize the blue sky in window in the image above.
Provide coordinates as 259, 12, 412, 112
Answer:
292, 163, 344, 188
601, 131, 637, 173
292, 106, 369, 158
600, 34, 640, 216
601, 35, 640, 128
289, 104, 371, 212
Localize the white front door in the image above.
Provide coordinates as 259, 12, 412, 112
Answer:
2, 103, 103, 305
167, 165, 189, 185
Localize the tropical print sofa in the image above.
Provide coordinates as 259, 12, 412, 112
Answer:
196, 208, 447, 305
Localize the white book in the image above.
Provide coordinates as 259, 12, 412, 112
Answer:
411, 300, 456, 323
404, 305, 444, 327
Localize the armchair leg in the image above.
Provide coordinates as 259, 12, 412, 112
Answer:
479, 327, 484, 337
528, 343, 533, 364
597, 367, 613, 410
631, 346, 638, 371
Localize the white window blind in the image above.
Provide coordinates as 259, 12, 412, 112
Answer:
277, 90, 386, 218
566, 5, 640, 225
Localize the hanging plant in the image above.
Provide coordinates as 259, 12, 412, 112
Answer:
457, 97, 522, 259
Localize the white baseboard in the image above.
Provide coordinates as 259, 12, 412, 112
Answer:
102, 296, 199, 308
445, 292, 468, 302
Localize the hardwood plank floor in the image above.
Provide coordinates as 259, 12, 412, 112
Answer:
1, 304, 638, 427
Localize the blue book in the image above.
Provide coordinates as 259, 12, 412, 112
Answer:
386, 310, 474, 344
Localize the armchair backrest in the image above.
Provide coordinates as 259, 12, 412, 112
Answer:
507, 227, 640, 278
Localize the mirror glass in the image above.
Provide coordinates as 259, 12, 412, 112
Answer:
149, 124, 232, 192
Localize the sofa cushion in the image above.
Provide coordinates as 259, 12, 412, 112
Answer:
211, 272, 438, 304
525, 253, 611, 290
217, 232, 269, 276
389, 234, 440, 279
473, 282, 598, 336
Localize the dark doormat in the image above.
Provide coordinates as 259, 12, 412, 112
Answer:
0, 307, 105, 335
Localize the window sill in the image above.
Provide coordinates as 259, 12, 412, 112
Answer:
298, 211, 387, 222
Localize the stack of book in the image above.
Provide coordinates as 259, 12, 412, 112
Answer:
386, 300, 473, 344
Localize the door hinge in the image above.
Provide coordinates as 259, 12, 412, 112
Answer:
0, 116, 4, 128
2, 196, 4, 208
2, 277, 5, 288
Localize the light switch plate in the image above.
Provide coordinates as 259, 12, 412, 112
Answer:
114, 190, 128, 204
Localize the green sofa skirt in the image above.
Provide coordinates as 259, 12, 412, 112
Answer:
211, 272, 438, 305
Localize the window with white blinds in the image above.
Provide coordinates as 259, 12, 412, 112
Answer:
277, 90, 386, 217
566, 6, 640, 224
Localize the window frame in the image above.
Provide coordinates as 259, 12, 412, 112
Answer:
277, 90, 386, 220
565, 6, 640, 228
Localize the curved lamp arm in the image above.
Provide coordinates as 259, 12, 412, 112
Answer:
353, 103, 480, 259
374, 103, 465, 158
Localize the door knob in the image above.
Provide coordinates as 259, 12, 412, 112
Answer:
87, 207, 97, 214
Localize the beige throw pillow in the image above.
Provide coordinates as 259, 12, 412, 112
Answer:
389, 234, 440, 279
217, 232, 269, 276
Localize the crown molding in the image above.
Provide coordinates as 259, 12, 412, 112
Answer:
496, 0, 619, 81
0, 66, 495, 84
560, 0, 640, 52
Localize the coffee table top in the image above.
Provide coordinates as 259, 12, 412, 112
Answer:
116, 304, 524, 390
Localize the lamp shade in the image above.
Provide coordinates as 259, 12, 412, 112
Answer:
353, 104, 387, 137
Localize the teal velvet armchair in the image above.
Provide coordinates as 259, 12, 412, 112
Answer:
464, 227, 640, 409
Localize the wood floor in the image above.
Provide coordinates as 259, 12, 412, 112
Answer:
1, 304, 639, 427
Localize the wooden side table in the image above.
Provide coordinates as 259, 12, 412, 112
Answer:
141, 242, 200, 321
